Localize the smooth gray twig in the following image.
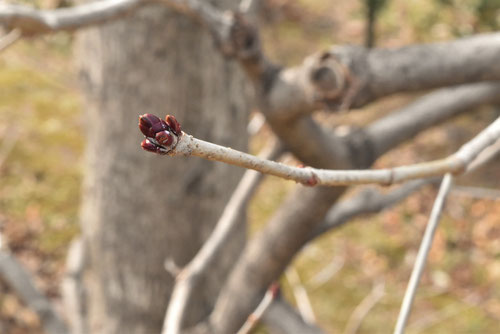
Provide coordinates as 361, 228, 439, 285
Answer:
166, 117, 500, 186
393, 173, 453, 334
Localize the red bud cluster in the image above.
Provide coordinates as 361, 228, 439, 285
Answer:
139, 114, 182, 154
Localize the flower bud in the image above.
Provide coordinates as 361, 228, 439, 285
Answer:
139, 114, 163, 137
141, 139, 159, 153
165, 115, 181, 136
155, 130, 173, 146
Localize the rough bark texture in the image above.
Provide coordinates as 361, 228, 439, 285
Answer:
76, 1, 248, 333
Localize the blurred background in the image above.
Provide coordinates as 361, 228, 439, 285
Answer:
1, 0, 500, 333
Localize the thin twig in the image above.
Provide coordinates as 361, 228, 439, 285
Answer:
0, 28, 21, 52
236, 282, 280, 334
310, 179, 435, 239
393, 173, 454, 334
0, 230, 69, 334
286, 267, 316, 323
466, 137, 500, 172
344, 279, 385, 334
307, 253, 345, 290
407, 302, 472, 334
451, 185, 500, 201
162, 139, 283, 334
148, 116, 500, 187
0, 125, 21, 169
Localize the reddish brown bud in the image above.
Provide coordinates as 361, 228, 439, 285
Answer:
139, 113, 161, 127
155, 130, 173, 146
151, 119, 168, 134
139, 123, 154, 138
141, 139, 159, 153
139, 113, 182, 154
165, 115, 181, 136
139, 114, 164, 137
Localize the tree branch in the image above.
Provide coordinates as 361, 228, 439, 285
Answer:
0, 232, 68, 334
344, 279, 385, 334
365, 82, 500, 158
286, 267, 316, 324
0, 28, 21, 51
310, 179, 435, 240
140, 115, 500, 186
236, 282, 280, 334
267, 33, 500, 118
393, 173, 454, 334
0, 0, 147, 36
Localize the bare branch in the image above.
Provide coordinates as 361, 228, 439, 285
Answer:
466, 137, 500, 172
393, 173, 454, 334
162, 140, 283, 334
365, 82, 500, 158
310, 179, 435, 239
268, 34, 500, 118
262, 298, 327, 334
286, 267, 316, 324
344, 279, 385, 334
0, 0, 147, 36
236, 282, 280, 334
0, 28, 21, 51
0, 232, 68, 334
141, 115, 500, 186
451, 185, 500, 201
307, 254, 345, 290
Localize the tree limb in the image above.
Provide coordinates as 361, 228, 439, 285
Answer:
236, 282, 279, 334
365, 82, 500, 158
0, 28, 21, 51
0, 0, 147, 36
0, 233, 69, 334
393, 173, 454, 334
310, 179, 435, 240
344, 279, 385, 334
268, 34, 500, 118
141, 115, 500, 186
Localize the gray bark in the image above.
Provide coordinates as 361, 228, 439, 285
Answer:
76, 1, 248, 333
267, 33, 500, 119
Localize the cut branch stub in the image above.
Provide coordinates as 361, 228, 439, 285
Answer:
139, 113, 182, 155
309, 51, 361, 111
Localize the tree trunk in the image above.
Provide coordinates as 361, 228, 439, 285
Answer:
75, 2, 249, 333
